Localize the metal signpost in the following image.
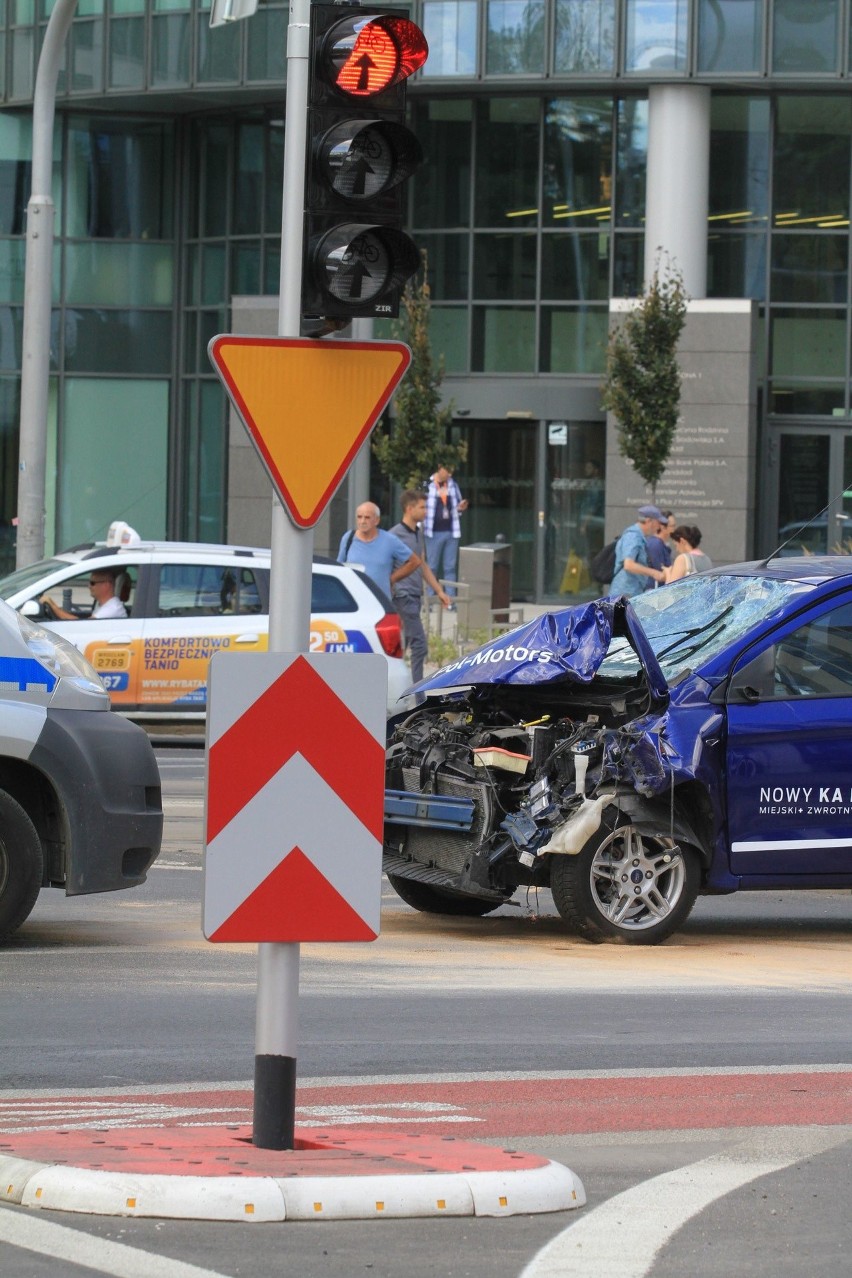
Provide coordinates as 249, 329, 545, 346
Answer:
205, 0, 426, 1148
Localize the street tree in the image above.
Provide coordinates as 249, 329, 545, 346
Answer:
373, 254, 466, 489
601, 263, 688, 497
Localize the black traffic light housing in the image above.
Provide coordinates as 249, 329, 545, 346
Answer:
302, 3, 427, 322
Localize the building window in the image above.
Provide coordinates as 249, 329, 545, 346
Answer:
772, 97, 851, 227
422, 1, 478, 76
624, 0, 689, 73
474, 98, 539, 227
58, 378, 168, 547
544, 98, 612, 227
697, 0, 762, 74
554, 0, 615, 74
773, 0, 840, 75
485, 0, 546, 75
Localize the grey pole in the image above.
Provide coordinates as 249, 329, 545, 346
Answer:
252, 0, 311, 1151
644, 84, 710, 298
16, 0, 78, 568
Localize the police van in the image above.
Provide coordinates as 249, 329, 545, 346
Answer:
0, 595, 162, 942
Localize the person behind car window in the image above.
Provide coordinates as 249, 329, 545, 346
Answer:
41, 569, 128, 621
664, 526, 713, 582
609, 505, 668, 597
337, 501, 420, 602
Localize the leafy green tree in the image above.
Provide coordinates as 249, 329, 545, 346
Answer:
601, 264, 688, 497
373, 255, 466, 489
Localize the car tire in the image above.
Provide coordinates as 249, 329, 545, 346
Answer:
550, 811, 700, 945
0, 790, 44, 943
387, 873, 502, 917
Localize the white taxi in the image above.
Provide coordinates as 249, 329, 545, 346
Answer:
0, 541, 411, 717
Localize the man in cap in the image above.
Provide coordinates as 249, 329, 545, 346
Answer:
609, 505, 668, 597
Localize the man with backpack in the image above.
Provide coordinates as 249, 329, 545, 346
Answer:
608, 505, 668, 597
337, 501, 419, 602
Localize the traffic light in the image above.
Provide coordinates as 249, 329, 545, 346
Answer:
302, 4, 428, 322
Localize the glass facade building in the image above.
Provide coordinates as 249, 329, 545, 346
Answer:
2, 0, 852, 597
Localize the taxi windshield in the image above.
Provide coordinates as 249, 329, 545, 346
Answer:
0, 558, 69, 600
600, 573, 814, 682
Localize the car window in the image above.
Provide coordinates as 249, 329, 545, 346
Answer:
740, 600, 852, 700
311, 573, 358, 614
0, 558, 69, 599
39, 566, 137, 618
156, 564, 264, 617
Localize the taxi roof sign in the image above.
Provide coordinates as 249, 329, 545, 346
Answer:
208, 336, 411, 528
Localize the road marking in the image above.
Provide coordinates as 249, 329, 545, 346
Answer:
0, 1097, 480, 1132
0, 1208, 228, 1278
520, 1127, 850, 1278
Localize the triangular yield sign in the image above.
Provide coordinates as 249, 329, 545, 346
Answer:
209, 336, 411, 528
207, 845, 378, 943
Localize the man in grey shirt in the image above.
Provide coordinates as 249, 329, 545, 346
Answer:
389, 489, 451, 686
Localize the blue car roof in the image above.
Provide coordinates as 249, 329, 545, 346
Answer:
713, 557, 852, 585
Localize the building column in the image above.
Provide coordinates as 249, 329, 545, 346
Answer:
644, 84, 711, 298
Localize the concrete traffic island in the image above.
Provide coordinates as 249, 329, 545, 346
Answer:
0, 1124, 585, 1223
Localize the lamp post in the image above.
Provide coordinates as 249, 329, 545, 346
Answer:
16, 0, 78, 568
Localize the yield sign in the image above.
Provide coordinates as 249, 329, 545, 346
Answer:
208, 336, 411, 528
203, 650, 387, 943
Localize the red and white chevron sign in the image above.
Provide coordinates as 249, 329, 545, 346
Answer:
202, 651, 387, 943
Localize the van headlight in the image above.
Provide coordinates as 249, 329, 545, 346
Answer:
16, 612, 108, 700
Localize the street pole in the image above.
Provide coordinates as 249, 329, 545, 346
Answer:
252, 0, 311, 1151
16, 0, 78, 569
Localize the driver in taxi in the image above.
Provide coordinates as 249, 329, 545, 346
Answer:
41, 570, 128, 621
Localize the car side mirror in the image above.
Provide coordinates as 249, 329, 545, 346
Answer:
20, 599, 41, 618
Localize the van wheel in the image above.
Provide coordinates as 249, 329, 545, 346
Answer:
387, 874, 501, 917
0, 791, 43, 943
550, 815, 699, 945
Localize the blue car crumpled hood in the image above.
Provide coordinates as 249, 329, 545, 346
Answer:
413, 597, 668, 702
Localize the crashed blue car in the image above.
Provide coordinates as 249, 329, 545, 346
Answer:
384, 557, 852, 944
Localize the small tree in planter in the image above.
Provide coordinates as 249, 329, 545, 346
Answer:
601, 263, 688, 498
373, 254, 466, 489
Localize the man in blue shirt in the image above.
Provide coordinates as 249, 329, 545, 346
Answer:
337, 501, 419, 601
609, 505, 668, 598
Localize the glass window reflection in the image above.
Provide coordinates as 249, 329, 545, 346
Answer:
770, 308, 846, 379
773, 97, 851, 226
554, 0, 615, 73
544, 98, 612, 229
422, 1, 478, 76
773, 0, 839, 75
486, 0, 545, 75
411, 100, 472, 229
697, 0, 761, 73
475, 99, 539, 227
625, 0, 688, 73
771, 235, 847, 304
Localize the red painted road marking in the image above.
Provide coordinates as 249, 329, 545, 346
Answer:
1, 1070, 849, 1137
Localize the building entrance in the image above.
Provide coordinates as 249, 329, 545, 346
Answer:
461, 418, 605, 604
767, 428, 852, 558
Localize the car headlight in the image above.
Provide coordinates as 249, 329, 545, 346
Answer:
16, 611, 108, 699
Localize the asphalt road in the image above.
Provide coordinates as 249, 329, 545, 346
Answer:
0, 745, 849, 1278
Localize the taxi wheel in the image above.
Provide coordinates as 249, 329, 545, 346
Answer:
387, 873, 501, 917
0, 790, 43, 943
550, 816, 700, 945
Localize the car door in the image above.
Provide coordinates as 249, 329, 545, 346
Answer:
138, 560, 268, 714
28, 561, 145, 708
725, 595, 852, 877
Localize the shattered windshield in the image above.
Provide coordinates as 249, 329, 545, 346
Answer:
601, 574, 814, 682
